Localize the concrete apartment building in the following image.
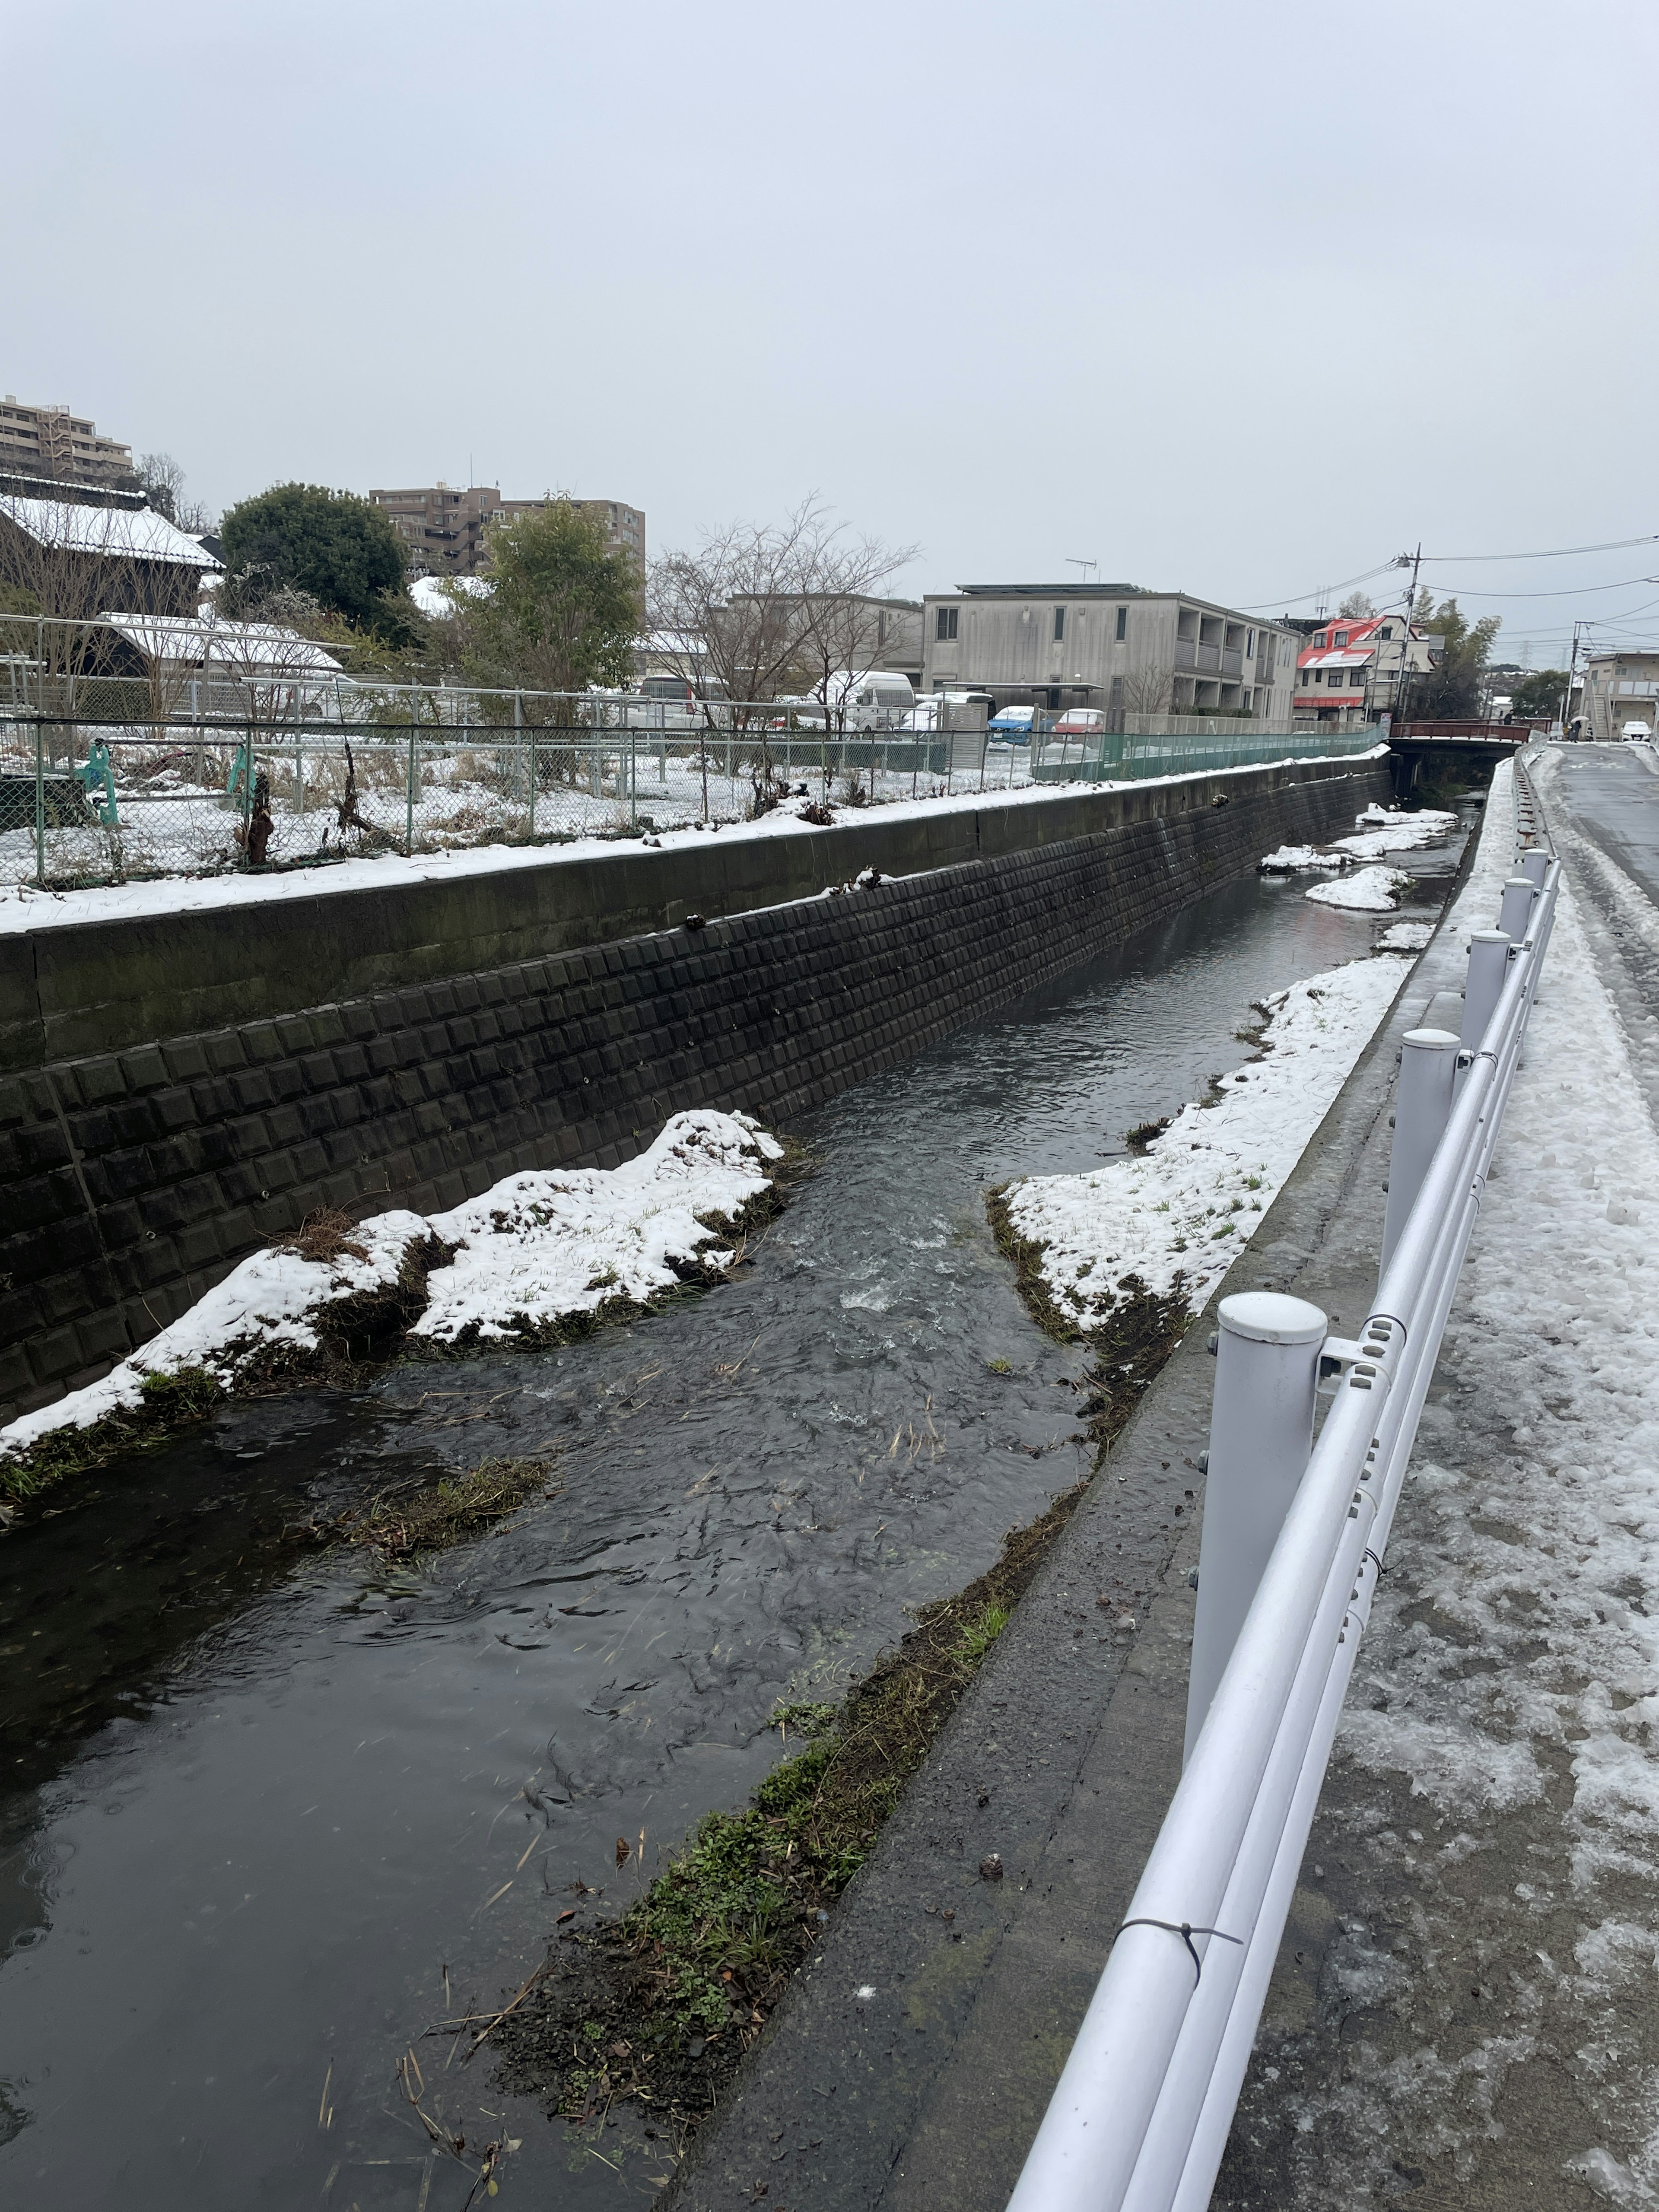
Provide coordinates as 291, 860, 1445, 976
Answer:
1580, 650, 1659, 741
0, 395, 138, 494
920, 584, 1298, 722
367, 484, 645, 578
1293, 611, 1440, 729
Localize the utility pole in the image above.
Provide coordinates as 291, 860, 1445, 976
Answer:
1560, 620, 1585, 738
1392, 543, 1423, 724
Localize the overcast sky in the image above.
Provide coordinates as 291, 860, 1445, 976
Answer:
11, 0, 1657, 661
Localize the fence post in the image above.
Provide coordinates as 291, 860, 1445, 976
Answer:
1518, 848, 1548, 889
1185, 1291, 1328, 1763
1498, 873, 1537, 941
629, 728, 638, 831
407, 690, 417, 855
34, 718, 45, 885
1379, 1028, 1462, 1272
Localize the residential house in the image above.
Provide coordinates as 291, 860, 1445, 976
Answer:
919, 585, 1298, 724
1293, 613, 1440, 729
0, 496, 221, 619
1579, 651, 1659, 741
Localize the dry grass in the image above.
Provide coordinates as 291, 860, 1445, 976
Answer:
269, 1206, 370, 1266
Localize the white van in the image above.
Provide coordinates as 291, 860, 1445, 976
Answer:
822, 669, 916, 729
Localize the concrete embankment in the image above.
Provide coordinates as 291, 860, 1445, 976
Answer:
670, 779, 1493, 2211
0, 756, 1388, 1429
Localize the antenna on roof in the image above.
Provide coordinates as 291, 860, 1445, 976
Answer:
1065, 559, 1099, 582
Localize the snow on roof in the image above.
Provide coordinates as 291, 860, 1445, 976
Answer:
0, 495, 223, 569
410, 574, 489, 619
100, 613, 345, 677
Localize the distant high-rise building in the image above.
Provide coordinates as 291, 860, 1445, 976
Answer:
367, 483, 645, 579
0, 395, 138, 494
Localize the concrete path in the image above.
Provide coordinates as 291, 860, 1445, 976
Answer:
671, 786, 1494, 2210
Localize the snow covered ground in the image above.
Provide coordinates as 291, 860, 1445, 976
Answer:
1260, 806, 1457, 877
1303, 863, 1411, 911
0, 1111, 782, 1469
0, 744, 1386, 937
1374, 918, 1434, 951
1000, 950, 1409, 1328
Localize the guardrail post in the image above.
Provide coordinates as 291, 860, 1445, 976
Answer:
1460, 928, 1513, 1054
1185, 1292, 1328, 1763
1518, 849, 1548, 889
1498, 874, 1537, 941
1380, 1028, 1461, 1271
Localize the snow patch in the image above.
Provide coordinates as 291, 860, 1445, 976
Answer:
1001, 953, 1408, 1323
1375, 920, 1433, 951
1305, 865, 1411, 912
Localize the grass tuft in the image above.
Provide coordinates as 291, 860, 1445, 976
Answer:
489, 1480, 1088, 2129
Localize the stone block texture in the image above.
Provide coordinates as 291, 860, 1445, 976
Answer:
0, 762, 1392, 1422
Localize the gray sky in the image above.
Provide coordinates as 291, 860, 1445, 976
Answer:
12, 0, 1658, 661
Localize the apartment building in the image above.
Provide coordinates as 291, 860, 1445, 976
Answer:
367, 484, 645, 578
1293, 612, 1441, 729
919, 584, 1298, 723
1579, 650, 1659, 741
0, 395, 138, 493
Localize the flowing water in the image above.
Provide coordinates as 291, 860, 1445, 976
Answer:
0, 823, 1471, 2210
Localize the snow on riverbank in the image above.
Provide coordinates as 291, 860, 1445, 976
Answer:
1305, 864, 1411, 911
413, 1116, 783, 1344
0, 1111, 782, 1466
1375, 919, 1433, 951
1001, 952, 1409, 1327
1261, 807, 1457, 876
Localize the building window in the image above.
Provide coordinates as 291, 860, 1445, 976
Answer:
1053, 607, 1065, 642
936, 607, 958, 642
1334, 630, 1348, 646
1115, 605, 1127, 641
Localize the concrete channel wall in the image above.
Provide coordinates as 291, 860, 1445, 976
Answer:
0, 756, 1392, 1423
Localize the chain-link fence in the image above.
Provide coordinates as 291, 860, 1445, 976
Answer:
0, 626, 1383, 891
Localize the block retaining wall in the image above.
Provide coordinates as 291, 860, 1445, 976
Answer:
0, 759, 1391, 1424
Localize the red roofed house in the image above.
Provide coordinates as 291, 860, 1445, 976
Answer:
1293, 613, 1440, 730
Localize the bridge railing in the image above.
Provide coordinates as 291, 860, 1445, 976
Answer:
1006, 779, 1557, 2212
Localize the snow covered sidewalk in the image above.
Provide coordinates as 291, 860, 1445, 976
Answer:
1223, 767, 1659, 2206
1, 1111, 782, 1476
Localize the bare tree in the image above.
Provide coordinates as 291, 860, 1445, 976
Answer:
135, 452, 215, 535
648, 498, 917, 813
1121, 664, 1177, 722
1336, 590, 1377, 620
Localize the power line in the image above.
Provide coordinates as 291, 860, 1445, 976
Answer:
1421, 531, 1659, 563
1237, 560, 1402, 612
1407, 573, 1659, 601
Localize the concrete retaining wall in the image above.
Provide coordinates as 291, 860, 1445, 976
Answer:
0, 757, 1391, 1423
0, 758, 1383, 1070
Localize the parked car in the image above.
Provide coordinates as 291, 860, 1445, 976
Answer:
1051, 707, 1106, 738
988, 704, 1036, 742
1620, 719, 1654, 743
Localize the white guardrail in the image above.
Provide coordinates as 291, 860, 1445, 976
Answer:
1007, 765, 1557, 2212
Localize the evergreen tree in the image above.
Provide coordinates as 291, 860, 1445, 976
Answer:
219, 483, 413, 641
